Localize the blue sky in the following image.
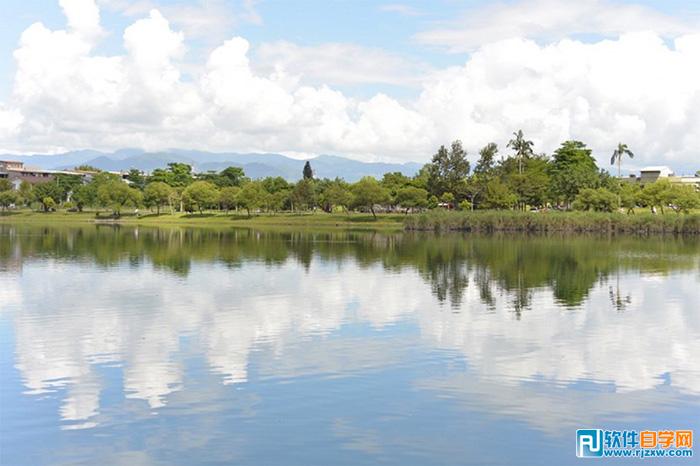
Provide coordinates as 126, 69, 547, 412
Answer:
1, 0, 699, 171
3, 0, 697, 99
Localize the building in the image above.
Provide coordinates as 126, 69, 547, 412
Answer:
625, 166, 699, 189
0, 160, 96, 189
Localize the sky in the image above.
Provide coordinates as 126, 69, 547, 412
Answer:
0, 0, 699, 173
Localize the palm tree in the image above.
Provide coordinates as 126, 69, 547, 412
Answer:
610, 143, 634, 178
507, 130, 534, 174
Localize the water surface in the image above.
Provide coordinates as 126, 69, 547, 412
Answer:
1, 225, 699, 465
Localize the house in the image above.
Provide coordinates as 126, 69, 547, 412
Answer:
0, 160, 95, 188
625, 166, 699, 189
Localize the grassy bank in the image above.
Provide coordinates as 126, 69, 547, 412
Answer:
0, 210, 406, 231
404, 210, 700, 235
4, 209, 700, 235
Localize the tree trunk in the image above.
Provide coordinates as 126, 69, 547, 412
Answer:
370, 206, 376, 219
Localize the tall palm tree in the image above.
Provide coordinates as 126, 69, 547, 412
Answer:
507, 130, 534, 175
610, 143, 634, 178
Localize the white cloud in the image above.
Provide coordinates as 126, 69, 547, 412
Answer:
416, 0, 698, 53
254, 41, 430, 88
1, 0, 699, 170
379, 4, 422, 17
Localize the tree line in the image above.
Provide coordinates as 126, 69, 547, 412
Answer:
1, 132, 698, 216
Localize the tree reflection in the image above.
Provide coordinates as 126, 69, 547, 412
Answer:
1, 224, 698, 309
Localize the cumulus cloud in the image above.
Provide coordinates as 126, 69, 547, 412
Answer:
1, 0, 699, 170
254, 41, 430, 88
416, 0, 699, 53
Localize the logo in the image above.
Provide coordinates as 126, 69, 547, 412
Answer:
576, 429, 693, 459
577, 429, 604, 457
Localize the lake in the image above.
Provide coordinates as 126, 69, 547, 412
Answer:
1, 224, 698, 465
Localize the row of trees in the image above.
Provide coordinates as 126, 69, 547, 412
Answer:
2, 133, 698, 215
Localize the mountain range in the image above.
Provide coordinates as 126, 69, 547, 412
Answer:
2, 149, 422, 182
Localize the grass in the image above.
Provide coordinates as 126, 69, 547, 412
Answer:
4, 208, 700, 235
404, 210, 700, 235
0, 209, 407, 231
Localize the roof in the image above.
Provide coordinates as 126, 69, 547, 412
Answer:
640, 166, 674, 176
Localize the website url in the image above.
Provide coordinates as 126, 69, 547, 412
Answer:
603, 449, 694, 458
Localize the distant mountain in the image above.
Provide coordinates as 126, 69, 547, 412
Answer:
2, 150, 422, 182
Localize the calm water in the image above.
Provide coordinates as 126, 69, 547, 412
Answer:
1, 225, 699, 465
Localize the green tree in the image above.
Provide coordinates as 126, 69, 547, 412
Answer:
303, 161, 313, 180
610, 143, 634, 178
507, 129, 534, 174
291, 178, 316, 210
236, 181, 269, 217
32, 182, 63, 211
474, 143, 498, 175
549, 140, 600, 207
144, 182, 174, 215
619, 182, 641, 214
149, 163, 193, 188
182, 181, 219, 214
219, 186, 241, 212
261, 176, 289, 193
319, 180, 352, 212
426, 140, 470, 199
395, 186, 428, 213
639, 179, 671, 214
97, 180, 143, 216
665, 184, 700, 214
572, 187, 619, 212
126, 169, 147, 190
481, 179, 517, 209
71, 183, 97, 211
351, 176, 391, 219
18, 181, 33, 207
0, 179, 12, 191
219, 166, 247, 187
0, 190, 18, 210
42, 197, 56, 211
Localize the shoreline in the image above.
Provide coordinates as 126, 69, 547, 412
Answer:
2, 209, 700, 235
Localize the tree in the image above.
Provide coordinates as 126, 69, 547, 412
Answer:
74, 165, 100, 172
395, 186, 428, 214
426, 140, 470, 199
549, 140, 600, 207
32, 182, 63, 211
149, 163, 193, 188
639, 179, 671, 214
572, 187, 619, 212
97, 180, 142, 216
481, 179, 517, 209
351, 176, 391, 218
503, 155, 550, 209
42, 197, 56, 211
474, 143, 498, 175
665, 184, 700, 214
236, 181, 269, 217
381, 172, 411, 204
126, 169, 147, 190
507, 130, 534, 174
303, 161, 313, 180
619, 182, 641, 214
0, 179, 12, 191
71, 183, 97, 211
261, 176, 289, 193
319, 180, 352, 212
219, 186, 241, 212
182, 181, 219, 214
0, 190, 18, 210
144, 182, 174, 215
291, 178, 316, 210
610, 143, 634, 179
15, 181, 32, 207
